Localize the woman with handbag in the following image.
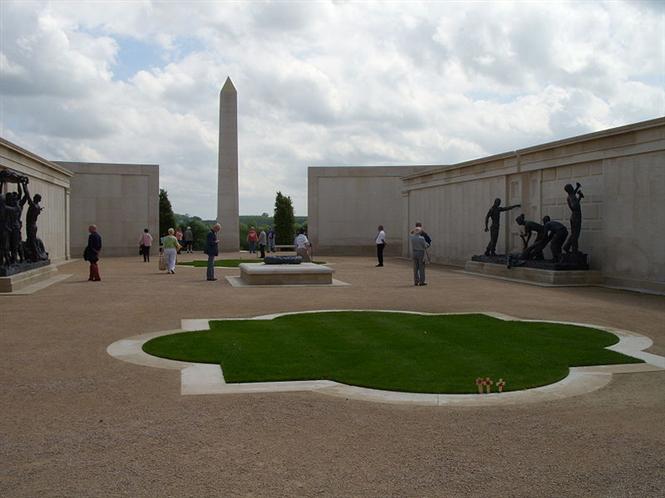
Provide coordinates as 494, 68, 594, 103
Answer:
162, 228, 181, 274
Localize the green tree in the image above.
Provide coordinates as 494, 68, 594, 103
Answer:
159, 189, 176, 236
274, 191, 295, 245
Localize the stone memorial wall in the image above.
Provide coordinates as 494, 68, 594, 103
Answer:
309, 117, 665, 293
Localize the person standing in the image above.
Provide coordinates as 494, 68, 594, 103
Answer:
267, 226, 276, 253
294, 228, 311, 262
139, 228, 153, 262
415, 222, 432, 246
162, 228, 180, 274
184, 226, 194, 253
410, 227, 429, 286
258, 229, 267, 259
375, 225, 386, 267
205, 223, 221, 281
247, 226, 258, 253
84, 225, 102, 281
175, 228, 183, 254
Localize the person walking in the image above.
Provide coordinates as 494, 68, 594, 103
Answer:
139, 228, 153, 262
410, 227, 429, 286
294, 228, 311, 262
375, 225, 386, 267
175, 228, 183, 254
84, 225, 102, 281
162, 228, 180, 274
258, 229, 267, 259
183, 226, 194, 253
205, 223, 221, 281
247, 226, 258, 253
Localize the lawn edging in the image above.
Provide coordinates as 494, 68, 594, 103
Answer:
107, 310, 665, 406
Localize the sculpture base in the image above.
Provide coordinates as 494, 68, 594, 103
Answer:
239, 262, 333, 285
464, 260, 601, 287
0, 259, 51, 277
0, 263, 58, 293
471, 252, 589, 271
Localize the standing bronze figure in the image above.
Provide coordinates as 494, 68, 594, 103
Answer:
484, 198, 520, 256
563, 182, 584, 254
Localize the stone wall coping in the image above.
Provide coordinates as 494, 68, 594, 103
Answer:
0, 137, 73, 178
401, 116, 665, 181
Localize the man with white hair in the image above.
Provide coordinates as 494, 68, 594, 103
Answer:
410, 227, 429, 286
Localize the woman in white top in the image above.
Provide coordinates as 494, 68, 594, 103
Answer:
294, 228, 311, 262
375, 225, 386, 267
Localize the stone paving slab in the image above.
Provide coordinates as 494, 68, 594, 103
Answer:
3, 254, 665, 497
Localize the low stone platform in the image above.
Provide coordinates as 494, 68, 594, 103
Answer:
0, 264, 59, 292
0, 259, 51, 277
239, 262, 334, 285
464, 260, 602, 287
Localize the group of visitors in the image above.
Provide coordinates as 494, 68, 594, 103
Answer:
84, 221, 431, 285
374, 222, 432, 286
247, 226, 276, 258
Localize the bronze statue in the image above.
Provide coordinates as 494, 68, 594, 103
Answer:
515, 213, 546, 260
543, 219, 568, 262
563, 182, 584, 254
484, 198, 520, 256
0, 169, 49, 273
23, 180, 48, 261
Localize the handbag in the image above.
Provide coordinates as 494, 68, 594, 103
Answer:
139, 244, 144, 255
158, 252, 166, 271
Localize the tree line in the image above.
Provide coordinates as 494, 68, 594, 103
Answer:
159, 189, 306, 250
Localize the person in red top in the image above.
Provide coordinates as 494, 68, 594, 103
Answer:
247, 226, 258, 254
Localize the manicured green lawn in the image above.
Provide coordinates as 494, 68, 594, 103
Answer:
142, 312, 641, 393
178, 259, 325, 268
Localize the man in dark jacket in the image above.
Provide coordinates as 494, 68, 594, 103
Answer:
205, 223, 221, 281
85, 225, 102, 281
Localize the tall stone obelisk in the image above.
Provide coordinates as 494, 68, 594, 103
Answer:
217, 77, 240, 252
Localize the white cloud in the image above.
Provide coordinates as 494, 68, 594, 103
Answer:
1, 0, 663, 219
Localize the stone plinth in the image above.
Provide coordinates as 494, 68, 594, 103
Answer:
464, 260, 602, 287
0, 264, 59, 292
0, 259, 51, 277
239, 262, 333, 285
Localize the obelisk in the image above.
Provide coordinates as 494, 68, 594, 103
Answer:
217, 77, 240, 252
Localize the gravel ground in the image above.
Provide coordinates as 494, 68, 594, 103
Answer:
1, 254, 664, 497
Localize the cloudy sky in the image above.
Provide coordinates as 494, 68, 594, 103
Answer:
1, 1, 663, 218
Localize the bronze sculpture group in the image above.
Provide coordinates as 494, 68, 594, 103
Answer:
0, 168, 49, 275
476, 181, 587, 270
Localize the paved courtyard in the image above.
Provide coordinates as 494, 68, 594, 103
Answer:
2, 254, 664, 497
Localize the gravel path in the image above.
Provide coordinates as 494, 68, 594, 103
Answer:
1, 254, 664, 497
